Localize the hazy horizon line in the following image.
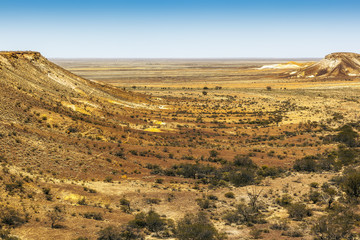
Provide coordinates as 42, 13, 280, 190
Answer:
51, 57, 321, 61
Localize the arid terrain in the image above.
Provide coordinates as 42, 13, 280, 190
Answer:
1, 51, 360, 240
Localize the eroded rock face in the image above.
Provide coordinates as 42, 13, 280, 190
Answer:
291, 52, 360, 78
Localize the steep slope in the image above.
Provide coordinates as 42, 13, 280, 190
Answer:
291, 52, 360, 78
0, 51, 154, 120
0, 51, 161, 180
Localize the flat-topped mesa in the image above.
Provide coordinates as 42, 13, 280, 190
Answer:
325, 52, 360, 60
0, 51, 42, 61
290, 52, 360, 79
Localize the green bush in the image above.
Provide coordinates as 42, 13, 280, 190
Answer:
128, 212, 146, 228
120, 197, 131, 213
338, 146, 357, 165
293, 156, 317, 172
233, 155, 255, 168
224, 192, 235, 199
83, 212, 103, 221
129, 210, 166, 234
177, 212, 222, 240
257, 166, 284, 178
97, 225, 144, 240
145, 210, 166, 233
309, 191, 322, 204
170, 163, 216, 179
287, 203, 312, 220
342, 170, 360, 198
229, 169, 255, 187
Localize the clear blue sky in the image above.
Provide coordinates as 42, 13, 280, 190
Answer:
1, 0, 359, 58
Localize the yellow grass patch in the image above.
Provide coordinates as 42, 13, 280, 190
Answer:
144, 128, 162, 132
63, 193, 83, 203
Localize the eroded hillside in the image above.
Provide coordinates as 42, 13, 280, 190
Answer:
291, 52, 360, 79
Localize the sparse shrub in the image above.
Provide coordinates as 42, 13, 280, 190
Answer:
177, 212, 222, 240
104, 176, 113, 183
97, 225, 144, 240
209, 150, 219, 158
77, 197, 87, 205
309, 190, 322, 204
269, 219, 289, 230
67, 127, 78, 133
129, 150, 138, 156
83, 212, 103, 221
144, 210, 166, 234
114, 149, 126, 159
120, 197, 131, 213
282, 227, 304, 237
312, 208, 359, 240
128, 212, 147, 229
0, 229, 21, 240
0, 206, 26, 227
338, 146, 357, 165
233, 154, 255, 168
155, 178, 164, 184
293, 156, 317, 172
207, 194, 218, 200
310, 182, 319, 188
47, 205, 65, 228
222, 211, 241, 224
249, 227, 262, 239
5, 180, 24, 194
223, 202, 264, 225
342, 169, 360, 199
42, 186, 54, 200
145, 198, 161, 205
276, 194, 292, 206
322, 185, 337, 208
334, 125, 359, 147
224, 192, 235, 199
170, 163, 215, 179
129, 210, 166, 235
236, 202, 264, 225
42, 187, 51, 195
257, 166, 284, 178
229, 169, 256, 187
196, 198, 215, 209
287, 203, 312, 220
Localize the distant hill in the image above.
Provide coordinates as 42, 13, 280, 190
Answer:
290, 52, 360, 79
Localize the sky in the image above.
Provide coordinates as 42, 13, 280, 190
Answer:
1, 0, 360, 58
